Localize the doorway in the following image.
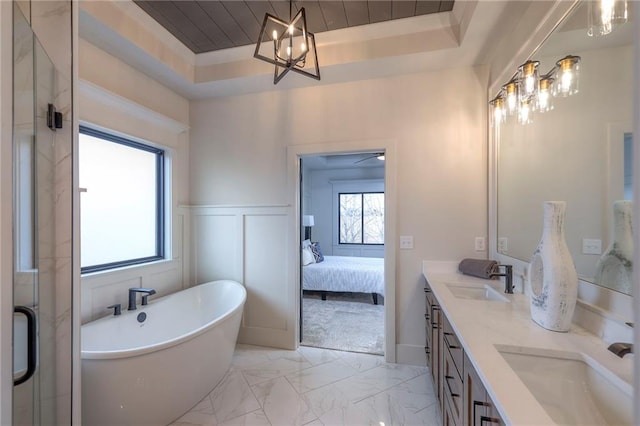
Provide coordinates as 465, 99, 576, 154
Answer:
299, 152, 386, 355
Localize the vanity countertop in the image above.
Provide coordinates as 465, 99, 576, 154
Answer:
422, 260, 633, 425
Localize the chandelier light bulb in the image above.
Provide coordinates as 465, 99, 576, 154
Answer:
301, 42, 306, 52
272, 30, 278, 40
286, 46, 291, 58
289, 24, 294, 35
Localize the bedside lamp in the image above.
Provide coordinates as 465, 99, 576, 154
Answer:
303, 215, 314, 240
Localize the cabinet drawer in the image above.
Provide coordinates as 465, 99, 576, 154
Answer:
443, 344, 463, 424
442, 314, 463, 378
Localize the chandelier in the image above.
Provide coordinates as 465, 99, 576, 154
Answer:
490, 55, 580, 126
253, 1, 320, 85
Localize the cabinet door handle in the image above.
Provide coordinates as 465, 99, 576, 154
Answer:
474, 401, 501, 426
480, 416, 501, 425
424, 287, 432, 293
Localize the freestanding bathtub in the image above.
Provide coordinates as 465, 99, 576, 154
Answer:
81, 280, 246, 426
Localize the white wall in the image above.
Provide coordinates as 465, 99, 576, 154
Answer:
189, 66, 489, 364
78, 39, 190, 322
304, 166, 385, 258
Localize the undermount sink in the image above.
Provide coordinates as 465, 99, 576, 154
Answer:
496, 345, 633, 425
445, 283, 510, 302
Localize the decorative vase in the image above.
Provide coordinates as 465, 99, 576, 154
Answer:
594, 200, 633, 294
529, 201, 578, 332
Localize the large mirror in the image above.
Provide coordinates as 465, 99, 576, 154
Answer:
497, 0, 633, 295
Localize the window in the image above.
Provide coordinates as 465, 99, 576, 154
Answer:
79, 126, 165, 273
339, 192, 384, 244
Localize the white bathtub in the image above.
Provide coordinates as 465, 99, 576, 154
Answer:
81, 280, 246, 426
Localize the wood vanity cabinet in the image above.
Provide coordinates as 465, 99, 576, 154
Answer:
463, 353, 504, 426
424, 282, 505, 426
442, 315, 464, 426
424, 281, 442, 407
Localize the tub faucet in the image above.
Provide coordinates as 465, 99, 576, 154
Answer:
490, 264, 513, 294
128, 288, 156, 310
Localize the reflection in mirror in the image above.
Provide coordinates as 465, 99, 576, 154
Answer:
496, 0, 633, 295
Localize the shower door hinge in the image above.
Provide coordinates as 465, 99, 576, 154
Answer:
47, 103, 63, 131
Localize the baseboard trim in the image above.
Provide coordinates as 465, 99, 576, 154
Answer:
396, 344, 427, 366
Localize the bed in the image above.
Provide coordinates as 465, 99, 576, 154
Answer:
302, 255, 385, 304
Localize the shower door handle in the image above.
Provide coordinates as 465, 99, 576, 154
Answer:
14, 306, 37, 386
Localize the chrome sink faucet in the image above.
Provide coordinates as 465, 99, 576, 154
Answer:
128, 288, 156, 310
490, 264, 514, 294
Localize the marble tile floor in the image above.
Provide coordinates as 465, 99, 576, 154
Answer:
171, 344, 442, 426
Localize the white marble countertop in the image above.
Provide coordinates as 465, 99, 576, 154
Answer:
422, 260, 633, 426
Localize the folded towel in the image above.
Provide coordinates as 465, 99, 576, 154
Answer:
458, 258, 498, 280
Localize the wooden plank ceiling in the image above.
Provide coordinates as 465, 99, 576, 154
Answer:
134, 1, 455, 54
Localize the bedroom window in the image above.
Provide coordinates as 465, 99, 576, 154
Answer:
79, 126, 165, 273
339, 192, 384, 244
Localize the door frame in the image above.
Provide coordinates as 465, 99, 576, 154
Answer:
287, 139, 397, 363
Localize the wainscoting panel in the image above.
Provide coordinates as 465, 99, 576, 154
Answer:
243, 214, 289, 331
188, 205, 295, 349
193, 214, 240, 284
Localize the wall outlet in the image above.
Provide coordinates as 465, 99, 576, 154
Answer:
498, 237, 508, 253
582, 238, 602, 255
474, 237, 486, 252
400, 236, 414, 249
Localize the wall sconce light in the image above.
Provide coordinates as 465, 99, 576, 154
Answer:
588, 0, 628, 36
490, 95, 506, 126
518, 97, 534, 125
518, 60, 540, 100
554, 55, 581, 97
490, 54, 580, 126
303, 215, 315, 240
503, 79, 519, 116
254, 1, 320, 84
537, 72, 555, 112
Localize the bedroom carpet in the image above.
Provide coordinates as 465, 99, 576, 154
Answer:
301, 293, 384, 355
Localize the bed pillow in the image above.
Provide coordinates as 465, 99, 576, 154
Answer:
310, 242, 324, 263
302, 246, 315, 266
302, 239, 312, 249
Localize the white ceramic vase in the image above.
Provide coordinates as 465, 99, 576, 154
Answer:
594, 200, 633, 294
529, 201, 578, 332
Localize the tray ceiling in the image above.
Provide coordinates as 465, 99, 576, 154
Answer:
133, 1, 455, 54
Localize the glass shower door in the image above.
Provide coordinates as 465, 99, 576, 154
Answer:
13, 6, 63, 425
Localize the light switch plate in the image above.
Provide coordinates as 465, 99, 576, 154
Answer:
400, 236, 414, 249
498, 237, 508, 253
582, 238, 602, 255
475, 237, 486, 251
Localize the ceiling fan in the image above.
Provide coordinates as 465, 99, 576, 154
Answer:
354, 152, 385, 164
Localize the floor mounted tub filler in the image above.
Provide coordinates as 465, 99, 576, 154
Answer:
81, 280, 247, 426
